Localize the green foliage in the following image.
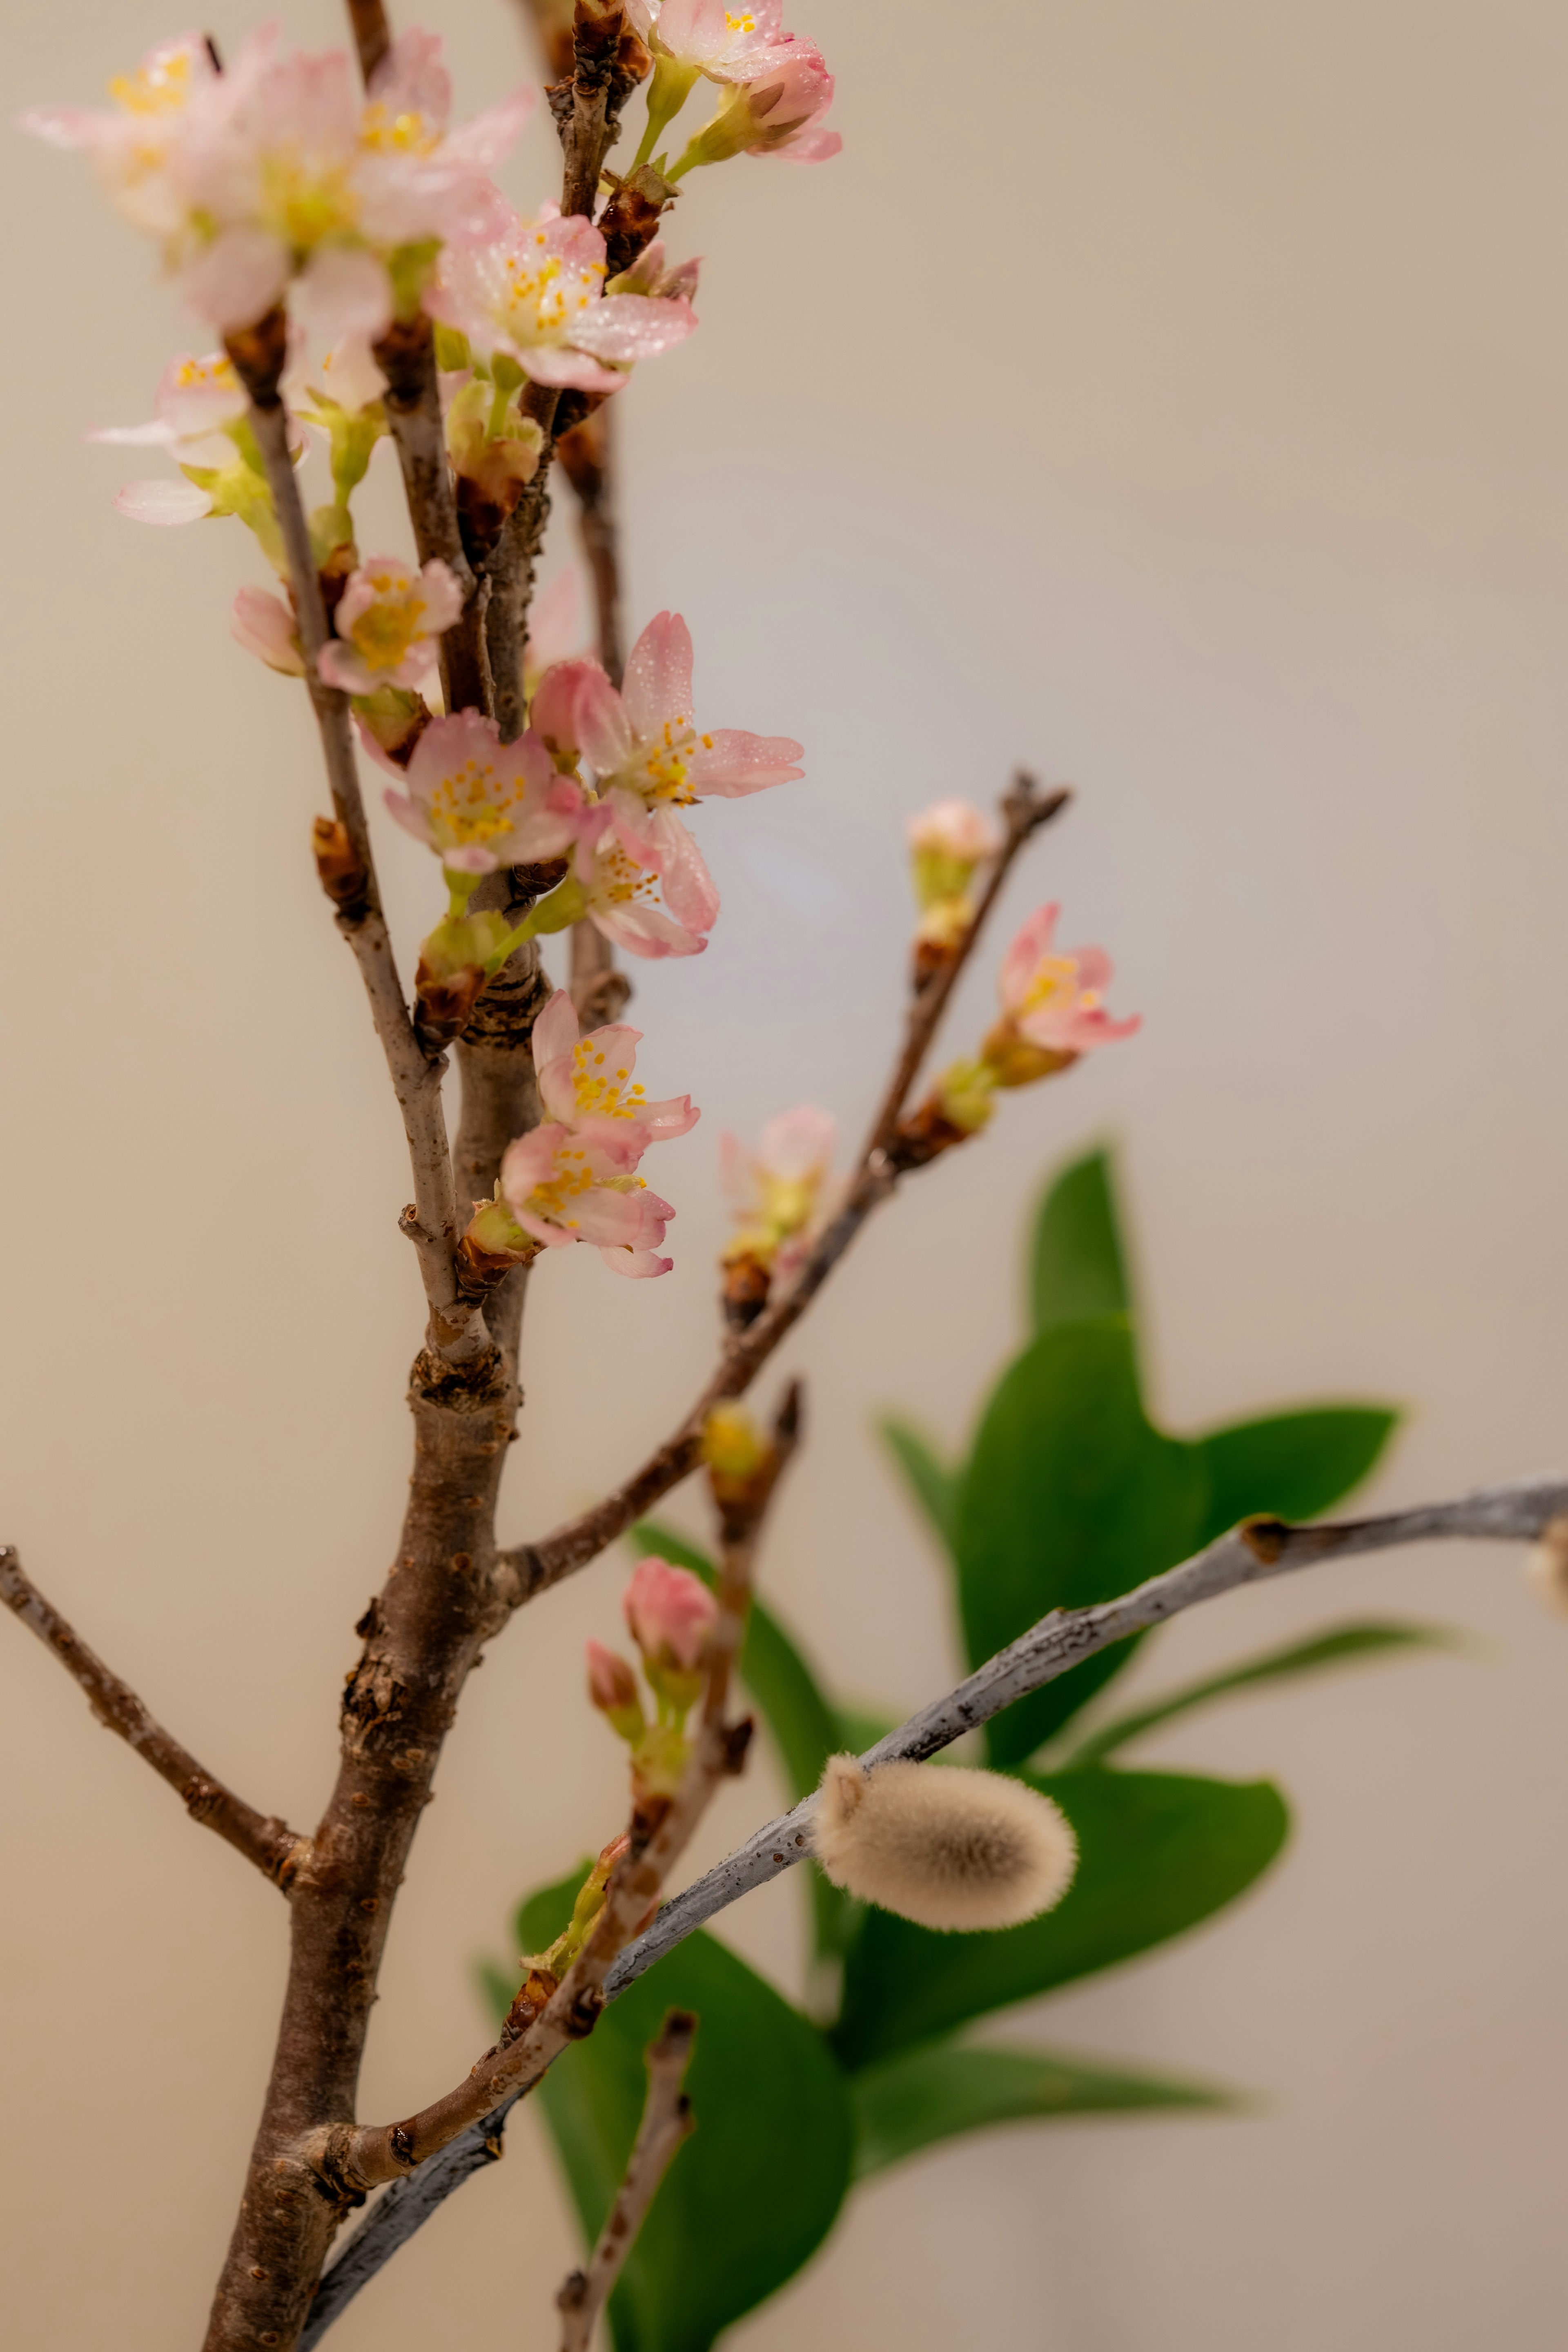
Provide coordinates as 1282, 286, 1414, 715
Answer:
509, 1869, 854, 2352
491, 1146, 1425, 2342
1194, 1407, 1401, 1543
1029, 1145, 1131, 1332
833, 1768, 1289, 2070
850, 2039, 1234, 2177
1067, 1620, 1461, 1766
876, 1417, 960, 1556
956, 1319, 1211, 1762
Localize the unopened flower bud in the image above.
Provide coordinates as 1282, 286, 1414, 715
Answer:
445, 378, 544, 553
586, 1639, 647, 1744
414, 909, 523, 1049
812, 1755, 1077, 1932
350, 685, 430, 768
908, 798, 998, 945
311, 816, 368, 913
624, 1556, 716, 1713
702, 1402, 768, 1484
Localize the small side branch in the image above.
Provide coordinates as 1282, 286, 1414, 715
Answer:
557, 2010, 697, 2352
0, 1546, 305, 1888
499, 777, 1069, 1601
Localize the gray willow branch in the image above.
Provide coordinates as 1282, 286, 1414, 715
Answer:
0, 1546, 305, 1886
556, 2009, 697, 2352
496, 775, 1071, 1603
303, 1469, 1568, 2334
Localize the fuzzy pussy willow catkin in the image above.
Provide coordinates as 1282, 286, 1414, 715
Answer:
811, 1755, 1077, 1932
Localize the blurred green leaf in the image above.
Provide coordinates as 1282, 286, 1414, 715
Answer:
955, 1322, 1212, 1763
1066, 1620, 1460, 1766
513, 1869, 854, 2352
851, 2039, 1235, 2176
1195, 1407, 1399, 1543
832, 1768, 1288, 2071
1030, 1146, 1131, 1333
630, 1519, 715, 1580
878, 1417, 961, 1557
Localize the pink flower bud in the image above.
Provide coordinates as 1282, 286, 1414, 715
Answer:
586, 1639, 646, 1744
623, 1556, 717, 1672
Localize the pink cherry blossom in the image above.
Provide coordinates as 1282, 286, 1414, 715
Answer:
532, 989, 701, 1156
674, 41, 839, 169
624, 1557, 717, 1671
366, 710, 578, 873
722, 1103, 837, 1276
232, 586, 304, 675
997, 905, 1141, 1054
29, 27, 531, 338
630, 0, 801, 84
498, 1123, 678, 1278
318, 556, 463, 694
430, 203, 696, 396
567, 612, 803, 808
568, 799, 720, 958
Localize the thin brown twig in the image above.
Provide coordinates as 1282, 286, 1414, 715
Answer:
557, 2009, 697, 2352
495, 776, 1070, 1601
311, 1390, 797, 2198
239, 385, 487, 1358
343, 0, 392, 82
0, 1546, 305, 1887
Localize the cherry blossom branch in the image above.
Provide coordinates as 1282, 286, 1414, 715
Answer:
558, 404, 633, 1021
0, 1546, 305, 1887
233, 361, 485, 1358
495, 775, 1070, 1602
556, 2009, 697, 2352
298, 1469, 1565, 2330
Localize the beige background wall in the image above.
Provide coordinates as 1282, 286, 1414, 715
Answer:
3, 0, 1568, 2343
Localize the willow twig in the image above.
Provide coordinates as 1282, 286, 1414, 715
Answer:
0, 1546, 305, 1886
557, 2009, 697, 2352
299, 1469, 1568, 2335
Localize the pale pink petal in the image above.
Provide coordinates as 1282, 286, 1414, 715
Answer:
600, 1246, 673, 1278
383, 788, 431, 845
439, 85, 535, 171
593, 902, 707, 958
368, 28, 452, 128
999, 904, 1060, 1013
518, 343, 627, 396
686, 728, 804, 796
501, 1124, 568, 1201
772, 124, 841, 161
317, 640, 378, 693
573, 665, 637, 777
568, 293, 697, 365
115, 478, 213, 525
294, 244, 392, 351
90, 421, 177, 447
568, 1188, 647, 1247
530, 992, 584, 1063
621, 612, 695, 739
419, 557, 466, 634
180, 227, 290, 334
608, 785, 662, 866
636, 1093, 701, 1143
1068, 944, 1114, 994
232, 584, 305, 674
647, 808, 720, 934
515, 1208, 576, 1249
531, 657, 597, 760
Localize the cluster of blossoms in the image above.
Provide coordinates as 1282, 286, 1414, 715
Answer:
628, 0, 840, 174
588, 1552, 720, 1800
463, 990, 698, 1279
365, 608, 803, 969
